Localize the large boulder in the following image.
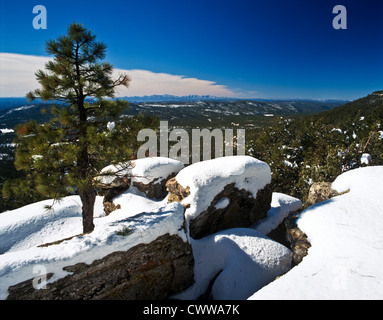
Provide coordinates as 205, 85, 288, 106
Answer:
98, 157, 184, 215
166, 156, 273, 239
7, 234, 194, 300
3, 201, 194, 300
129, 157, 184, 199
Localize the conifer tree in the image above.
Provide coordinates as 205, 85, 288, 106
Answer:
11, 22, 149, 233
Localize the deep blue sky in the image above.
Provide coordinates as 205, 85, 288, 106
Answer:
1, 0, 383, 99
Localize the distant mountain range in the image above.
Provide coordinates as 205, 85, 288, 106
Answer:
123, 95, 233, 102
118, 94, 349, 104
122, 99, 347, 122
0, 95, 349, 110
0, 97, 347, 131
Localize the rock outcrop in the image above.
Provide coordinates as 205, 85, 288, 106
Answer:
97, 158, 184, 215
166, 177, 190, 204
188, 183, 272, 239
167, 177, 272, 239
5, 156, 282, 300
306, 182, 339, 207
132, 173, 177, 200
7, 234, 194, 300
167, 156, 273, 239
267, 211, 311, 266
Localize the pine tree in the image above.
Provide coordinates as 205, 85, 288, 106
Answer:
11, 22, 147, 233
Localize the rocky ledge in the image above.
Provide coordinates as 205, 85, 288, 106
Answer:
7, 234, 194, 300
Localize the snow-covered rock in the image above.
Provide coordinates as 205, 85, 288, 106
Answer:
98, 157, 184, 202
250, 166, 383, 300
98, 157, 184, 186
0, 180, 298, 300
0, 155, 318, 301
98, 157, 184, 215
7, 233, 194, 300
176, 156, 271, 219
0, 191, 189, 299
253, 192, 303, 236
173, 228, 292, 300
168, 156, 273, 239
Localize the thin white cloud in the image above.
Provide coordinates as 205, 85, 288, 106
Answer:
114, 69, 235, 97
0, 53, 52, 97
0, 53, 237, 98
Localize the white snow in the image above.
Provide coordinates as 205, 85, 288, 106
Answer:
0, 105, 36, 119
360, 153, 371, 165
283, 160, 294, 168
253, 193, 302, 235
250, 166, 383, 300
173, 192, 302, 300
98, 157, 184, 185
173, 228, 292, 300
176, 156, 271, 225
106, 121, 115, 131
0, 155, 303, 301
331, 128, 343, 134
5, 157, 382, 300
214, 197, 230, 210
0, 188, 186, 300
12, 105, 36, 112
0, 128, 14, 134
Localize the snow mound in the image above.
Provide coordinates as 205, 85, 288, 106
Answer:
174, 228, 292, 300
253, 192, 303, 235
0, 196, 103, 255
176, 156, 271, 221
98, 157, 184, 185
250, 166, 383, 300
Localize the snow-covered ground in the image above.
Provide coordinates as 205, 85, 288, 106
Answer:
250, 166, 383, 300
1, 157, 382, 300
0, 156, 299, 300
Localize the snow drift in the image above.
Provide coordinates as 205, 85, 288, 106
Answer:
250, 166, 383, 300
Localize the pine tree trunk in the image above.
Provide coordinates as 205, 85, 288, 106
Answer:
78, 188, 96, 233
75, 47, 95, 233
